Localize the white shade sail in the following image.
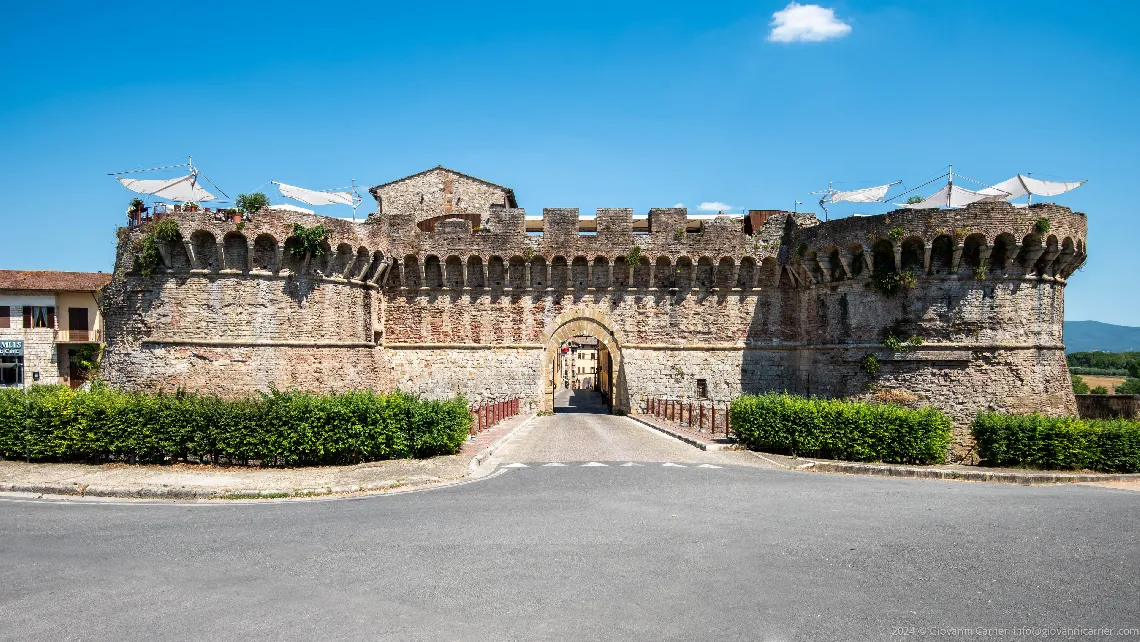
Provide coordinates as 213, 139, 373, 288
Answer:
978, 174, 1086, 200
896, 184, 1004, 209
830, 183, 895, 203
274, 182, 355, 207
117, 174, 216, 202
266, 203, 315, 214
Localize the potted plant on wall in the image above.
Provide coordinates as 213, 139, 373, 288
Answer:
235, 192, 269, 223
128, 197, 146, 225
184, 202, 201, 212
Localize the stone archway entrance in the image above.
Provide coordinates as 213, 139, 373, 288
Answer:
539, 312, 628, 414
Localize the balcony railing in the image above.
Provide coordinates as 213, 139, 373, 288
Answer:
56, 329, 103, 343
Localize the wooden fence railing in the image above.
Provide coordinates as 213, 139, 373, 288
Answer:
469, 398, 521, 436
643, 397, 732, 438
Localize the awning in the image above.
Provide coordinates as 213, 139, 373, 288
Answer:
116, 174, 216, 202
978, 174, 1086, 200
896, 184, 1006, 209
274, 182, 355, 207
830, 183, 895, 203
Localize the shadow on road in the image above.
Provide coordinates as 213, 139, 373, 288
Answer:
554, 389, 610, 414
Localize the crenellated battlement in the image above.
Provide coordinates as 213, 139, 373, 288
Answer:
112, 200, 1088, 296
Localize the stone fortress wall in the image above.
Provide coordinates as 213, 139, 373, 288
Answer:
100, 167, 1088, 456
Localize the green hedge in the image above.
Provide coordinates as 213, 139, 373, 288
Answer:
730, 393, 953, 464
1069, 366, 1130, 377
972, 413, 1140, 473
0, 385, 471, 466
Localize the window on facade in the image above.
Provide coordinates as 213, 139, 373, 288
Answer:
696, 379, 708, 399
28, 306, 53, 329
68, 307, 89, 331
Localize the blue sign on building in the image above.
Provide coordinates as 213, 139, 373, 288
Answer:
0, 340, 23, 357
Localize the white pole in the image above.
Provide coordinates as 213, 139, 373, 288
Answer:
947, 164, 953, 208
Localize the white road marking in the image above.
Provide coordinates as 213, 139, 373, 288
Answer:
542, 462, 568, 467
661, 462, 687, 467
620, 462, 645, 467
697, 464, 723, 469
581, 462, 608, 467
502, 463, 529, 468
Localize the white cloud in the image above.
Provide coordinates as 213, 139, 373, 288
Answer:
767, 2, 851, 43
673, 202, 685, 208
698, 201, 734, 212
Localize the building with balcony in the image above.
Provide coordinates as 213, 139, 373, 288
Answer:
0, 270, 111, 388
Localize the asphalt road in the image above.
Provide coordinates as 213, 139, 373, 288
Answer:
1, 420, 1138, 641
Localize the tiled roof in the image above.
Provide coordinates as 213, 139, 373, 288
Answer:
0, 270, 112, 293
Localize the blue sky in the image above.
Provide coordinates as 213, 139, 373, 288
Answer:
0, 1, 1136, 324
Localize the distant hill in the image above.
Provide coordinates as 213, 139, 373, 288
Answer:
1064, 321, 1140, 353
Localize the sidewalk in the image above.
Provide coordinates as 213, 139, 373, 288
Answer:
0, 412, 534, 500
750, 451, 1140, 486
632, 413, 1140, 487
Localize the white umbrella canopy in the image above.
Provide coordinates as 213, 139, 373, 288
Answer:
895, 184, 1005, 209
978, 174, 1086, 201
117, 174, 216, 202
274, 182, 356, 207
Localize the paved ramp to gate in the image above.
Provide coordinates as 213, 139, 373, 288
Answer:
490, 404, 765, 465
554, 389, 610, 414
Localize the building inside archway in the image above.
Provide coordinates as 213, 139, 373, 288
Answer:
556, 335, 612, 398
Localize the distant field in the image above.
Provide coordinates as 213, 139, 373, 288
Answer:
1081, 375, 1127, 393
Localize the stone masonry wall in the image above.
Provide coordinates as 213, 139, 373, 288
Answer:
100, 173, 1088, 461
370, 168, 514, 226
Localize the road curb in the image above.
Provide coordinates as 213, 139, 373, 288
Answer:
626, 414, 743, 451
468, 413, 538, 473
797, 460, 1140, 485
0, 418, 541, 502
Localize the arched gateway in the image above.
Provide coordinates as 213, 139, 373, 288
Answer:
539, 310, 628, 414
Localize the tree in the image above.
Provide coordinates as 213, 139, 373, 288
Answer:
1129, 360, 1140, 379
1071, 374, 1089, 394
1090, 386, 1109, 395
905, 195, 925, 205
1115, 378, 1140, 395
236, 192, 269, 214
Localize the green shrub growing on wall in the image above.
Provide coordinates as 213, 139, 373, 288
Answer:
0, 386, 471, 466
625, 245, 644, 267
861, 353, 880, 376
131, 219, 184, 276
730, 393, 952, 464
972, 412, 1140, 473
289, 223, 330, 258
